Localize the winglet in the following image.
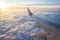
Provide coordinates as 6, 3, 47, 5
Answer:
27, 8, 33, 16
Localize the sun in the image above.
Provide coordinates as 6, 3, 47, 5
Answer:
0, 2, 8, 9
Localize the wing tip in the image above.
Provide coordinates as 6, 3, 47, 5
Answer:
27, 7, 33, 16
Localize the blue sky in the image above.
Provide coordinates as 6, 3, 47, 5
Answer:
6, 0, 60, 4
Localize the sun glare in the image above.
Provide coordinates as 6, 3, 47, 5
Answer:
0, 2, 8, 9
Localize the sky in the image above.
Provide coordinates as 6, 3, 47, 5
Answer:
0, 0, 60, 4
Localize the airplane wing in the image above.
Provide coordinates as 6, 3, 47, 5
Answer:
27, 8, 60, 40
27, 8, 33, 16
